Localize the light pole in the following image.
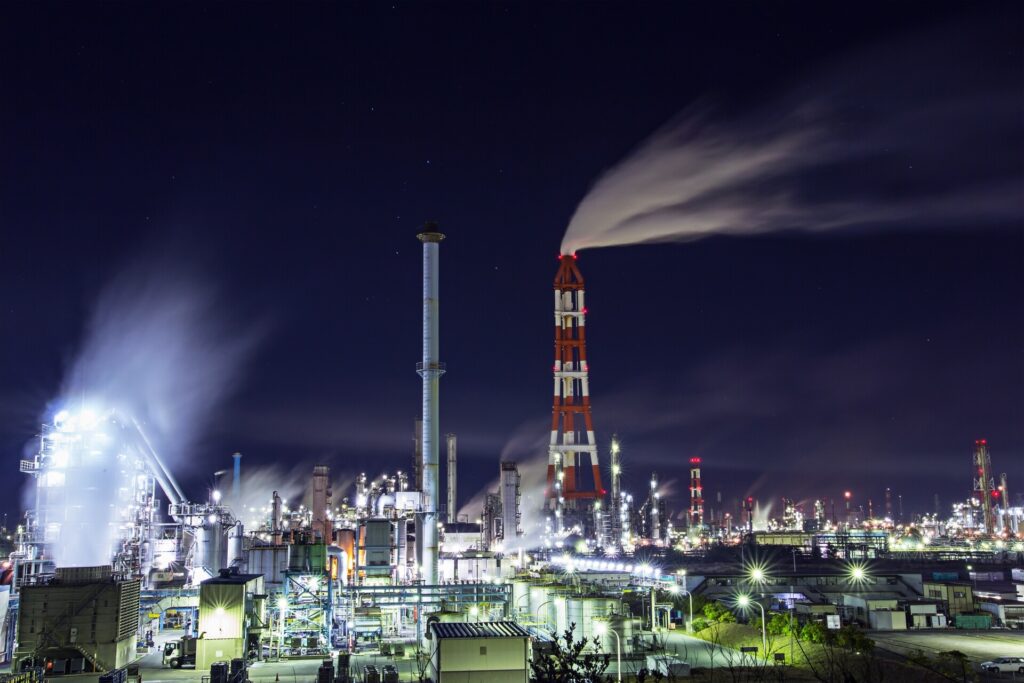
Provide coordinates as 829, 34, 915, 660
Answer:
737, 595, 766, 660
669, 584, 693, 632
516, 593, 530, 615
594, 622, 622, 683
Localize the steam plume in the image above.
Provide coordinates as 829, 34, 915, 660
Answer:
562, 23, 1022, 254
51, 253, 264, 567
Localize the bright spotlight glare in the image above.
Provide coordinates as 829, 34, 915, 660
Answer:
212, 490, 222, 503
594, 621, 607, 636
736, 594, 750, 608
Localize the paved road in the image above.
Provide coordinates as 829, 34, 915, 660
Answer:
870, 630, 1024, 664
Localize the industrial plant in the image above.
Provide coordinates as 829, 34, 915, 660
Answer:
0, 228, 1022, 683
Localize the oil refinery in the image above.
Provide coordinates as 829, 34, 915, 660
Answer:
0, 228, 1021, 683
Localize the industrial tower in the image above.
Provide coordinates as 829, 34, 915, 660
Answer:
972, 439, 996, 535
546, 254, 604, 532
689, 457, 704, 528
416, 225, 445, 585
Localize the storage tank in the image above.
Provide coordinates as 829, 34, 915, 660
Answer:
227, 523, 245, 569
607, 615, 635, 654
511, 580, 531, 614
194, 521, 227, 574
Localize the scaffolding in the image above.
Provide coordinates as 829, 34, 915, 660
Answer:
279, 572, 332, 657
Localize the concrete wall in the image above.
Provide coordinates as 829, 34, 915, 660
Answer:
436, 637, 528, 683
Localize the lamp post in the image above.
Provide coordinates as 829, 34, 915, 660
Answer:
516, 593, 530, 615
737, 595, 766, 660
669, 584, 693, 632
594, 622, 622, 683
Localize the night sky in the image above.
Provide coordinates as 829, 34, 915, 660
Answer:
1, 2, 1021, 526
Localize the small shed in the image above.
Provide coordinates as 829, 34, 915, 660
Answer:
429, 621, 531, 683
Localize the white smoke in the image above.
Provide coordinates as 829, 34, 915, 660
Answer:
561, 25, 1022, 254
50, 254, 264, 567
457, 420, 553, 552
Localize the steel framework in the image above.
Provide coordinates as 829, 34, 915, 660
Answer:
546, 255, 604, 529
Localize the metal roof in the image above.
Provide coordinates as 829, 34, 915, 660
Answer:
430, 621, 531, 639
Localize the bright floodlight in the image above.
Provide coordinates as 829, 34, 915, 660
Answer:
594, 621, 607, 636
212, 489, 222, 503
736, 594, 750, 608
669, 584, 680, 595
469, 606, 479, 615
278, 597, 288, 610
749, 567, 765, 583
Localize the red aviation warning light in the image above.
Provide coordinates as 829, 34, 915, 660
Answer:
546, 254, 603, 525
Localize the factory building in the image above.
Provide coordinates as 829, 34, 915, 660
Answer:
428, 621, 531, 683
14, 565, 140, 674
195, 569, 265, 671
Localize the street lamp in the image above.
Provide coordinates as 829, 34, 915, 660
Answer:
469, 606, 480, 623
594, 622, 622, 683
669, 584, 694, 632
736, 594, 766, 660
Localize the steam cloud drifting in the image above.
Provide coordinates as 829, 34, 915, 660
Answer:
562, 22, 1022, 254
52, 254, 264, 567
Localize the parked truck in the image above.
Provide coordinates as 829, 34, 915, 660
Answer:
163, 635, 198, 668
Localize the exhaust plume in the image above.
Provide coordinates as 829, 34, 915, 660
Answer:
562, 21, 1022, 254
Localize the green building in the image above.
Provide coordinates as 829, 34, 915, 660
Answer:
196, 569, 266, 672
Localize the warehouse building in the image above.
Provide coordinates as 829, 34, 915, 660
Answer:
428, 621, 531, 683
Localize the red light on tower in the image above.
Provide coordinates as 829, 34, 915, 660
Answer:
844, 491, 852, 500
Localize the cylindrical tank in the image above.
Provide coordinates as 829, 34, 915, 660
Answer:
227, 523, 245, 569
607, 614, 635, 654
511, 580, 531, 614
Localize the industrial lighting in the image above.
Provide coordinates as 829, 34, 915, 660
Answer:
212, 490, 222, 503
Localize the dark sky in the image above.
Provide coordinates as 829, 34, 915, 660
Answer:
1, 2, 1021, 525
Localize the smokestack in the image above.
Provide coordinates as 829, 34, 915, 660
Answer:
609, 436, 622, 549
1000, 473, 1011, 532
232, 452, 242, 507
312, 465, 332, 541
417, 224, 445, 585
649, 471, 660, 543
271, 490, 283, 545
446, 433, 457, 523
689, 457, 704, 529
973, 439, 996, 535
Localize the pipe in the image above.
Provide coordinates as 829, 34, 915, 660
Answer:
417, 225, 445, 585
128, 416, 186, 515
